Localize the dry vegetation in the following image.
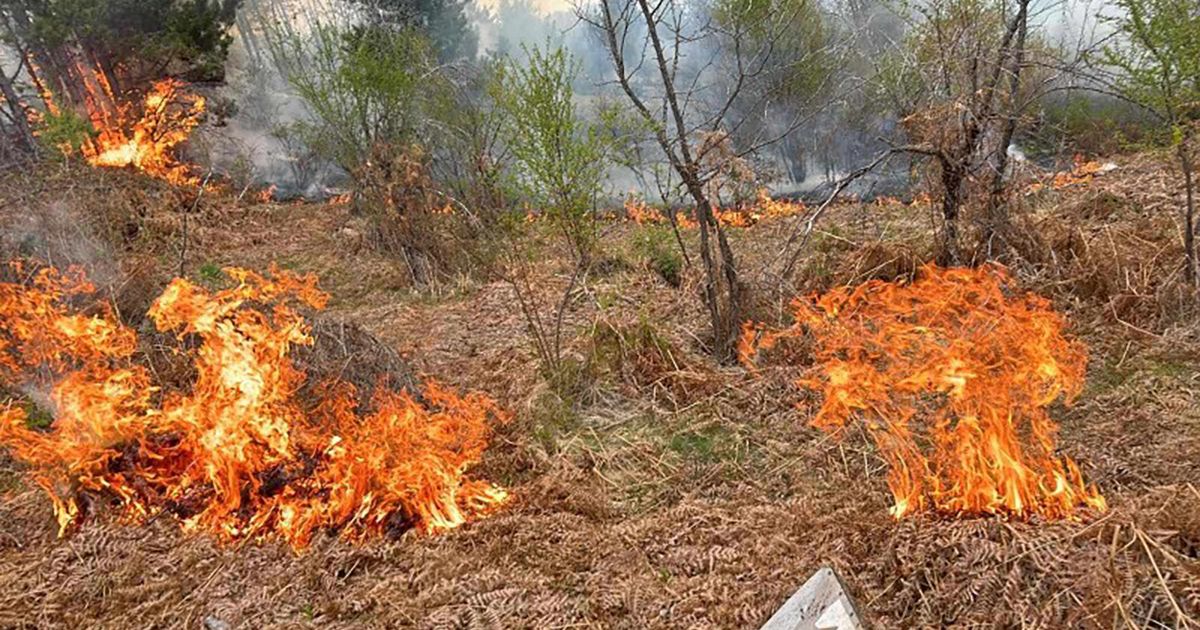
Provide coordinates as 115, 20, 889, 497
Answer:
0, 152, 1198, 628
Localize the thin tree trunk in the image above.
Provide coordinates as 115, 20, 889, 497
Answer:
0, 71, 37, 155
682, 178, 734, 358
985, 1, 1029, 256
665, 206, 692, 268
1180, 140, 1198, 289
633, 0, 740, 359
940, 165, 965, 265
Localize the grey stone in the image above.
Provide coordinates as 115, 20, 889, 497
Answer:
760, 567, 865, 630
203, 616, 231, 630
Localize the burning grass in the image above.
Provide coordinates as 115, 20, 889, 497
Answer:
742, 264, 1107, 520
0, 262, 508, 548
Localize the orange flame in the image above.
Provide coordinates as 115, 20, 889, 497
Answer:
744, 264, 1106, 520
80, 78, 206, 185
624, 190, 808, 230
34, 61, 206, 185
0, 263, 507, 547
624, 197, 662, 225
256, 185, 278, 203
1027, 155, 1116, 194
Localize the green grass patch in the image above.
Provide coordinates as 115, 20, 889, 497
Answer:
22, 402, 54, 431
197, 262, 224, 286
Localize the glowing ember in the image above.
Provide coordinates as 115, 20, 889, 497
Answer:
0, 263, 508, 547
742, 264, 1106, 520
327, 192, 353, 206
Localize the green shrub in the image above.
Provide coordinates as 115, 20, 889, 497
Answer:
197, 262, 223, 286
22, 402, 54, 431
632, 225, 683, 287
36, 108, 93, 156
1036, 94, 1159, 155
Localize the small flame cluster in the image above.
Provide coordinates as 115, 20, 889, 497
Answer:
741, 264, 1106, 520
1027, 156, 1118, 193
624, 191, 809, 229
81, 78, 206, 185
0, 263, 507, 548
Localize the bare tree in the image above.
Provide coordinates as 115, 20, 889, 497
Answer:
874, 0, 1037, 264
0, 50, 37, 160
581, 0, 832, 359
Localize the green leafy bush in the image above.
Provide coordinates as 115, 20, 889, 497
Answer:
633, 225, 683, 287
35, 108, 93, 156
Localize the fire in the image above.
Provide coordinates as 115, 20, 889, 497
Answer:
625, 197, 662, 225
757, 191, 807, 219
34, 61, 206, 185
714, 208, 756, 228
624, 190, 806, 230
80, 78, 206, 185
742, 264, 1106, 520
257, 185, 278, 203
0, 262, 507, 547
1027, 155, 1119, 193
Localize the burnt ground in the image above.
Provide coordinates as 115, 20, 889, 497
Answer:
0, 153, 1198, 628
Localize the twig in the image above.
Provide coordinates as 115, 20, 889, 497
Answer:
770, 148, 903, 284
1134, 526, 1191, 628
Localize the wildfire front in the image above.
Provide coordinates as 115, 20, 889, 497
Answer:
742, 264, 1107, 521
0, 262, 509, 548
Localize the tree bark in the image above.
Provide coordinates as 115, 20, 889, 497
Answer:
940, 163, 965, 265
1180, 138, 1198, 289
0, 70, 37, 155
984, 0, 1030, 256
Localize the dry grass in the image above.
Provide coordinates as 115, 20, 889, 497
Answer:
0, 155, 1197, 628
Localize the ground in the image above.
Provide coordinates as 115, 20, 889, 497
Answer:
0, 153, 1198, 628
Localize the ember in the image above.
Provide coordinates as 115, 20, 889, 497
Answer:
0, 263, 508, 547
742, 264, 1106, 520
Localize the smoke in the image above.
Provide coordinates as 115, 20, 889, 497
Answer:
198, 0, 349, 199
204, 0, 1126, 201
0, 203, 118, 289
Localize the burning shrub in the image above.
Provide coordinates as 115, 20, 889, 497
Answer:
36, 67, 207, 185
0, 262, 508, 548
742, 264, 1106, 520
79, 79, 207, 185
